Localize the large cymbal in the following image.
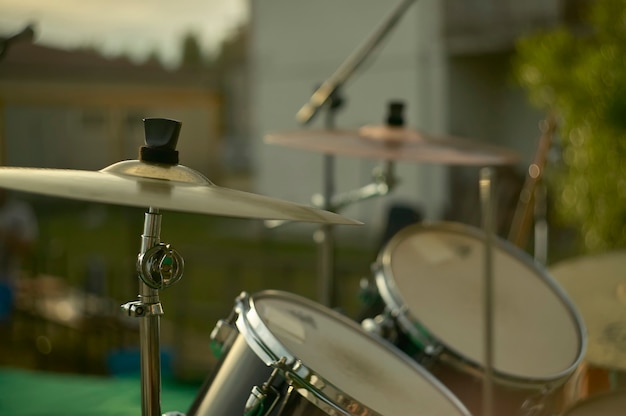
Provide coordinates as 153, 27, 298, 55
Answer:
0, 161, 361, 225
549, 251, 626, 370
265, 125, 520, 165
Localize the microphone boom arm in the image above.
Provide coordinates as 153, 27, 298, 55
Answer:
295, 0, 417, 125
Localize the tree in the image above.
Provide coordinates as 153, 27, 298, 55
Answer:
180, 31, 206, 68
513, 0, 626, 253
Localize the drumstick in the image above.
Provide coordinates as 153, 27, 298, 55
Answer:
480, 167, 496, 416
508, 114, 556, 251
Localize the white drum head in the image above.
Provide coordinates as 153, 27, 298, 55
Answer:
379, 223, 584, 380
251, 291, 469, 415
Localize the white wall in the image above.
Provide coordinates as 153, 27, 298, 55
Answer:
250, 0, 449, 244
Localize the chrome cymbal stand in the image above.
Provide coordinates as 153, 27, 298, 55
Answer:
121, 119, 185, 416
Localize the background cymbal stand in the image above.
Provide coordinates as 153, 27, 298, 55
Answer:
295, 0, 416, 307
315, 88, 342, 307
263, 135, 398, 307
312, 100, 405, 214
479, 167, 496, 416
312, 98, 407, 307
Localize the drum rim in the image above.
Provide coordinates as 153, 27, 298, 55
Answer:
235, 289, 472, 416
374, 221, 587, 385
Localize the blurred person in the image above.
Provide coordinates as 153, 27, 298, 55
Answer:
0, 188, 38, 325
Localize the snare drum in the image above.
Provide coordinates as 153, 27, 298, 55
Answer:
363, 222, 586, 416
187, 290, 472, 415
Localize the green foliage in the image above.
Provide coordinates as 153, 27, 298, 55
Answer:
513, 0, 626, 252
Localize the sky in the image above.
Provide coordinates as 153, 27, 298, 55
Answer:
0, 0, 249, 67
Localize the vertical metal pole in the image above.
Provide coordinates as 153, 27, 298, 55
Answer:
317, 104, 338, 307
139, 207, 162, 416
318, 154, 336, 307
479, 167, 495, 416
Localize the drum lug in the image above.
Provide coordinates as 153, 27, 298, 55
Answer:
209, 309, 238, 359
358, 275, 380, 305
417, 343, 443, 368
244, 385, 280, 416
424, 343, 443, 357
393, 311, 440, 356
244, 358, 285, 416
361, 312, 398, 342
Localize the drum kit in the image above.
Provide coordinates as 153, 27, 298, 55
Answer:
2, 4, 625, 416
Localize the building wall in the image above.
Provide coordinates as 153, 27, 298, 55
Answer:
445, 0, 562, 54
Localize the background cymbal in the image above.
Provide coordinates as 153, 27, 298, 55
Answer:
550, 251, 626, 370
265, 126, 520, 165
0, 161, 361, 225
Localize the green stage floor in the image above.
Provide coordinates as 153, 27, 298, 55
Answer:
0, 368, 201, 415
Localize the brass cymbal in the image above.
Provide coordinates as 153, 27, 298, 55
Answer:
0, 161, 361, 225
265, 125, 520, 165
549, 251, 626, 370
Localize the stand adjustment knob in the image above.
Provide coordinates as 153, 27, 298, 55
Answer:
137, 242, 184, 289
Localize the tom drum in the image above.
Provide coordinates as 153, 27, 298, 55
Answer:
187, 290, 472, 415
362, 222, 586, 416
